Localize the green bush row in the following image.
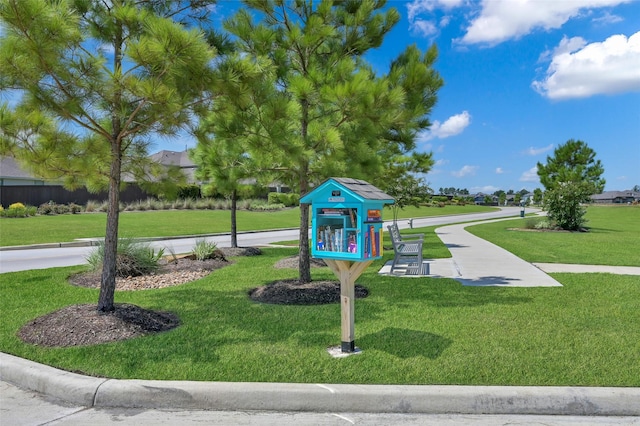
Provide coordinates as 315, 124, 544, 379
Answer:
267, 192, 299, 207
0, 202, 37, 218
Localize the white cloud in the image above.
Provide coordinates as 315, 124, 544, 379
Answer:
435, 159, 449, 166
495, 167, 504, 174
407, 0, 464, 37
520, 167, 540, 182
459, 0, 632, 45
524, 144, 554, 156
452, 165, 478, 178
593, 11, 624, 25
407, 0, 464, 21
410, 19, 439, 37
533, 31, 640, 99
419, 111, 471, 142
471, 185, 500, 194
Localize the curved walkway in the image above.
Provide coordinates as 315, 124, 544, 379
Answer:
379, 216, 640, 284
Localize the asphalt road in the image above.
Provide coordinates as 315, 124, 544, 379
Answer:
0, 207, 524, 274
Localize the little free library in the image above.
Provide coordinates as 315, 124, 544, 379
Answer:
301, 177, 394, 354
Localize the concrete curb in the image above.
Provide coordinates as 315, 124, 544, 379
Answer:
3, 353, 639, 415
1, 352, 107, 406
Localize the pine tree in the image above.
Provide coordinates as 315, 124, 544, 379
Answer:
0, 0, 216, 311
537, 139, 605, 230
222, 1, 443, 282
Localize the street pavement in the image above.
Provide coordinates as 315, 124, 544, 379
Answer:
0, 207, 524, 274
1, 207, 639, 424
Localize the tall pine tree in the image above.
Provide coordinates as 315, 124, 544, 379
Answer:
0, 0, 217, 311
222, 0, 443, 282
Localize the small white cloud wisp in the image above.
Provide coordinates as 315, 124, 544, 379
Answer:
419, 111, 471, 142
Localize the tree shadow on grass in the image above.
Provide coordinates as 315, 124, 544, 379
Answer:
358, 327, 452, 359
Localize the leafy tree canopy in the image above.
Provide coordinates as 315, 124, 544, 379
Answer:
537, 139, 605, 197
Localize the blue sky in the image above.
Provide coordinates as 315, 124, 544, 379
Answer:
5, 1, 637, 194
172, 0, 639, 194
368, 0, 640, 193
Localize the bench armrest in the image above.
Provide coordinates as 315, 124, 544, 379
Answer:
400, 233, 424, 240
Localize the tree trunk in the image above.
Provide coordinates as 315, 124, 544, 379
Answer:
298, 201, 311, 283
98, 142, 122, 312
298, 99, 312, 283
230, 189, 238, 248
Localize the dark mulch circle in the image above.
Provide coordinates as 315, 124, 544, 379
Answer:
17, 303, 180, 348
249, 279, 369, 305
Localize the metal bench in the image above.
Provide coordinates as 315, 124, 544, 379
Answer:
387, 223, 424, 274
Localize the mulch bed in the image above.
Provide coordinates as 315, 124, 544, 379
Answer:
18, 249, 368, 347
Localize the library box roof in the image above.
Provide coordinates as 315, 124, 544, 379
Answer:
300, 177, 394, 204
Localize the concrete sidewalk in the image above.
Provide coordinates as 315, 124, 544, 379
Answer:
379, 217, 640, 284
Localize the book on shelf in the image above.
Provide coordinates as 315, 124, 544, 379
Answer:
348, 208, 357, 227
366, 209, 381, 222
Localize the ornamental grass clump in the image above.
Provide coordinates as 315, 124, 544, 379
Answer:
192, 239, 224, 261
86, 238, 164, 277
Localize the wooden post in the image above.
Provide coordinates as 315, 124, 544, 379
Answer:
324, 259, 373, 353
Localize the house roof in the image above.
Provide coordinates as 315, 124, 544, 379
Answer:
591, 190, 640, 200
0, 156, 38, 179
148, 150, 196, 168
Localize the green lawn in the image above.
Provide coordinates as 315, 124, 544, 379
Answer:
466, 205, 640, 266
0, 204, 495, 247
1, 249, 638, 386
1, 204, 638, 386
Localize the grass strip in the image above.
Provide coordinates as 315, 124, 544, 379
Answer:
466, 206, 640, 266
0, 205, 494, 247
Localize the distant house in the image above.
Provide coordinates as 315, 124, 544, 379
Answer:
591, 190, 640, 204
0, 155, 149, 207
148, 150, 198, 183
472, 193, 497, 205
0, 156, 50, 187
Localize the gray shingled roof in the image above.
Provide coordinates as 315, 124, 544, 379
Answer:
0, 156, 36, 179
330, 177, 394, 201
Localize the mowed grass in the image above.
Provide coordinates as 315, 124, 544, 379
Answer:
1, 248, 638, 386
2, 204, 638, 386
466, 205, 640, 266
0, 204, 495, 247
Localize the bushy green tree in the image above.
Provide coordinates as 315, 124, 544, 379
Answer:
222, 0, 443, 282
385, 175, 432, 223
537, 139, 605, 230
0, 0, 216, 311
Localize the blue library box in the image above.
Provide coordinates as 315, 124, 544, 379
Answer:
300, 177, 394, 261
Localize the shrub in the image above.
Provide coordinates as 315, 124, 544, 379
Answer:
86, 238, 164, 277
53, 204, 70, 215
2, 202, 29, 218
177, 185, 201, 199
543, 183, 588, 231
534, 219, 554, 230
268, 192, 299, 207
85, 200, 100, 212
192, 239, 222, 261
